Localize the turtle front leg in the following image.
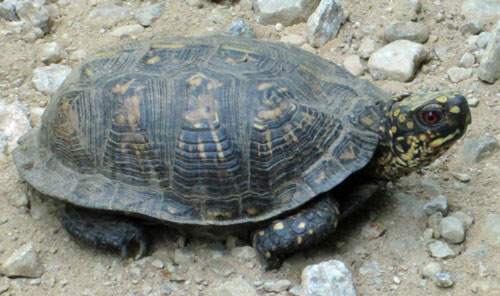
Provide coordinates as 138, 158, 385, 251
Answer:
59, 204, 148, 260
253, 194, 340, 270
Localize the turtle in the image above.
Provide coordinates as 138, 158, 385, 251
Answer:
13, 35, 471, 269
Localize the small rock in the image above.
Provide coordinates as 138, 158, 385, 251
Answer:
384, 21, 430, 43
343, 55, 364, 76
15, 0, 50, 33
428, 212, 443, 238
368, 40, 428, 82
428, 240, 456, 259
280, 34, 306, 46
476, 32, 491, 49
32, 64, 72, 94
306, 0, 344, 47
435, 272, 454, 288
151, 258, 165, 269
434, 45, 449, 62
434, 12, 445, 23
0, 243, 44, 278
358, 37, 378, 59
467, 97, 479, 107
460, 21, 484, 35
361, 222, 385, 239
9, 193, 29, 208
449, 211, 474, 230
214, 278, 258, 296
301, 260, 356, 296
439, 217, 465, 243
70, 49, 87, 62
459, 52, 475, 68
230, 246, 257, 260
447, 67, 473, 83
461, 0, 500, 21
173, 249, 195, 265
275, 23, 283, 31
0, 101, 31, 155
422, 262, 442, 281
484, 213, 500, 247
423, 228, 434, 240
479, 21, 500, 83
0, 0, 19, 22
40, 42, 68, 65
288, 285, 303, 296
453, 173, 472, 182
410, 0, 422, 14
87, 4, 132, 29
253, 0, 320, 26
134, 2, 165, 27
187, 0, 204, 9
423, 195, 448, 215
263, 279, 291, 293
110, 24, 144, 38
462, 136, 500, 165
226, 20, 253, 38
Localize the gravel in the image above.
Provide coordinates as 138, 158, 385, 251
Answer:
459, 52, 475, 68
435, 272, 454, 288
134, 2, 165, 27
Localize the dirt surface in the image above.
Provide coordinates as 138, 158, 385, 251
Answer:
1, 0, 500, 295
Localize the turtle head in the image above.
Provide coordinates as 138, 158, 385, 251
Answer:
370, 90, 471, 181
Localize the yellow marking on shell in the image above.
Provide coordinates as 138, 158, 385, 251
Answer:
264, 130, 272, 152
197, 139, 207, 160
340, 144, 356, 160
59, 101, 70, 112
278, 87, 288, 93
124, 96, 142, 130
257, 83, 274, 91
151, 43, 185, 49
393, 109, 401, 117
361, 116, 375, 126
273, 222, 284, 230
221, 45, 256, 54
406, 121, 414, 129
391, 126, 397, 133
258, 101, 290, 121
187, 73, 206, 86
314, 170, 328, 184
258, 230, 265, 236
436, 96, 448, 103
115, 114, 126, 124
298, 222, 306, 229
207, 80, 223, 90
247, 208, 258, 215
211, 129, 225, 159
333, 220, 338, 228
449, 106, 460, 114
207, 211, 232, 219
146, 56, 161, 64
84, 68, 94, 77
411, 95, 419, 101
253, 121, 266, 131
265, 252, 271, 258
398, 114, 407, 123
284, 124, 298, 142
112, 79, 136, 95
429, 129, 461, 148
94, 50, 119, 57
297, 237, 303, 245
299, 64, 333, 83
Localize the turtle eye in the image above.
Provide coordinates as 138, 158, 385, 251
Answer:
421, 110, 441, 125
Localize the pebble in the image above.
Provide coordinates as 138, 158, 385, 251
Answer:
214, 278, 258, 296
434, 45, 449, 62
70, 49, 87, 62
150, 258, 165, 269
428, 212, 443, 239
447, 67, 473, 83
434, 12, 445, 23
360, 222, 385, 239
230, 246, 257, 260
467, 97, 479, 107
358, 37, 378, 59
173, 249, 195, 265
422, 262, 442, 281
343, 55, 364, 76
423, 195, 448, 215
423, 228, 434, 240
32, 64, 72, 94
226, 20, 253, 38
435, 272, 454, 288
479, 21, 500, 83
9, 193, 29, 208
288, 285, 303, 296
263, 279, 291, 293
484, 213, 500, 247
134, 2, 165, 27
301, 260, 356, 296
368, 40, 428, 82
449, 211, 474, 230
0, 101, 31, 155
428, 240, 456, 259
453, 173, 472, 182
459, 52, 475, 68
384, 21, 430, 43
0, 243, 44, 278
475, 32, 491, 49
15, 0, 51, 33
306, 0, 344, 47
280, 34, 306, 46
460, 21, 484, 35
40, 42, 68, 65
253, 0, 320, 26
461, 0, 500, 20
187, 0, 204, 9
439, 217, 465, 243
110, 24, 144, 38
87, 4, 132, 29
0, 0, 19, 22
462, 136, 500, 164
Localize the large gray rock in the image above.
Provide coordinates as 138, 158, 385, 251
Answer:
462, 136, 500, 165
343, 55, 364, 76
213, 278, 258, 296
478, 21, 500, 83
32, 64, 72, 94
461, 0, 500, 20
0, 243, 44, 278
87, 4, 132, 29
253, 0, 320, 26
368, 40, 428, 82
428, 240, 456, 259
15, 0, 50, 33
0, 101, 30, 155
384, 21, 429, 43
439, 217, 465, 244
134, 2, 165, 27
0, 0, 19, 21
301, 260, 356, 296
306, 0, 344, 47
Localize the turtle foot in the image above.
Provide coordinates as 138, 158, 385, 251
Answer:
59, 204, 148, 260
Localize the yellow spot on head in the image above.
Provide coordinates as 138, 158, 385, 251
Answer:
146, 56, 161, 64
265, 252, 271, 258
258, 231, 265, 236
308, 230, 314, 235
429, 129, 461, 148
298, 222, 306, 229
273, 222, 284, 231
398, 114, 406, 123
406, 121, 414, 129
361, 116, 375, 126
391, 126, 398, 133
297, 237, 303, 245
436, 96, 448, 103
393, 109, 401, 117
449, 106, 460, 114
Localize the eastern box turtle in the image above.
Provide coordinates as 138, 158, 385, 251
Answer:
13, 35, 471, 269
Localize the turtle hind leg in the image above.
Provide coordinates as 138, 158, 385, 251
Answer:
59, 204, 148, 260
252, 194, 340, 270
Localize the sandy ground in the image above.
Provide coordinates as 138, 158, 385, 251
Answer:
1, 0, 500, 295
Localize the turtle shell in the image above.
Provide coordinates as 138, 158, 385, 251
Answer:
13, 35, 387, 225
